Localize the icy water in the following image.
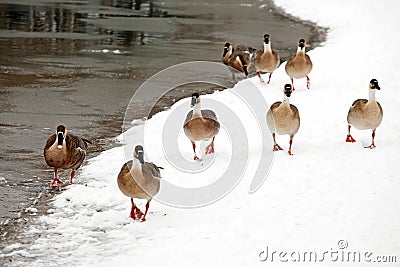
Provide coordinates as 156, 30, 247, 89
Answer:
0, 0, 325, 261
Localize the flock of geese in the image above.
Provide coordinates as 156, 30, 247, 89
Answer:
43, 34, 383, 222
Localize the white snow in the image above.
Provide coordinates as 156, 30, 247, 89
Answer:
2, 0, 400, 266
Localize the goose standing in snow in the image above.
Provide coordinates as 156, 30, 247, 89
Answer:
346, 79, 383, 148
266, 84, 300, 155
254, 34, 280, 83
117, 145, 162, 222
285, 38, 313, 90
44, 125, 91, 187
183, 93, 220, 161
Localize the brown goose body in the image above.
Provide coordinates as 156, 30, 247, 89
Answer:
285, 52, 312, 79
184, 110, 220, 142
254, 49, 280, 73
44, 133, 88, 170
117, 161, 161, 201
267, 101, 300, 136
347, 99, 383, 130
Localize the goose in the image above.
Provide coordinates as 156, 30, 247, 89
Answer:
183, 93, 220, 161
346, 79, 383, 149
266, 84, 300, 155
117, 145, 162, 222
222, 43, 255, 66
285, 38, 313, 90
44, 125, 91, 187
254, 34, 280, 83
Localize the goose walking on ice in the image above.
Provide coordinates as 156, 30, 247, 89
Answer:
346, 79, 383, 149
117, 145, 162, 222
183, 93, 220, 161
285, 39, 313, 90
44, 125, 91, 187
266, 84, 300, 155
254, 34, 280, 84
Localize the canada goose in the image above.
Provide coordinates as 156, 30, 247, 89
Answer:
285, 39, 313, 90
117, 145, 162, 222
254, 34, 280, 83
183, 93, 220, 161
346, 79, 383, 148
44, 125, 91, 187
266, 84, 300, 155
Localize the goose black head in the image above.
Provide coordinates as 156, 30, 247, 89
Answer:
298, 39, 306, 50
223, 42, 231, 57
263, 34, 270, 45
134, 145, 144, 164
191, 93, 200, 107
284, 84, 292, 97
56, 125, 66, 149
370, 79, 380, 90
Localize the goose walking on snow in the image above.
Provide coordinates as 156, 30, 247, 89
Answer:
183, 93, 220, 161
285, 39, 313, 90
346, 79, 383, 149
117, 145, 162, 222
254, 34, 280, 84
222, 43, 254, 84
44, 125, 91, 187
266, 84, 300, 155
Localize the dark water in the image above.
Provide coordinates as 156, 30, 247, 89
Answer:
0, 0, 325, 257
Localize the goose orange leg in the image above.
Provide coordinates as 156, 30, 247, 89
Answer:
306, 75, 311, 89
267, 72, 273, 84
192, 142, 201, 161
141, 200, 151, 222
205, 137, 215, 154
272, 133, 283, 151
346, 125, 356, 143
130, 198, 143, 220
290, 78, 295, 91
288, 136, 294, 155
51, 167, 64, 187
364, 130, 376, 149
256, 71, 264, 83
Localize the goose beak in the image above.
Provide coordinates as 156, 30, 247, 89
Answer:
191, 96, 197, 107
375, 84, 381, 90
137, 150, 144, 164
57, 132, 64, 149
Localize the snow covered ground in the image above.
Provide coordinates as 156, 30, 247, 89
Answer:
2, 0, 400, 266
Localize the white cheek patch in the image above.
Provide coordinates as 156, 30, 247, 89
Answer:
57, 145, 63, 149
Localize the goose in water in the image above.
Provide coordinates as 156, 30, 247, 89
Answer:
183, 93, 220, 161
254, 34, 280, 84
266, 84, 300, 155
285, 39, 313, 90
346, 79, 383, 149
44, 125, 91, 187
117, 145, 162, 222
